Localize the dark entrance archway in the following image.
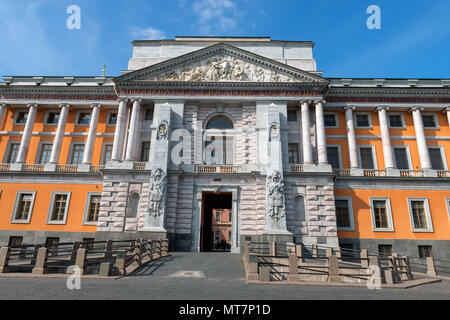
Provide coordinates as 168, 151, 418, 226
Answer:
200, 192, 232, 252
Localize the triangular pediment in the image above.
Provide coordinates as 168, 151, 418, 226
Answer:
115, 43, 328, 85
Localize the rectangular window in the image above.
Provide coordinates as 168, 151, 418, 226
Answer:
418, 245, 433, 258
8, 236, 23, 248
77, 112, 91, 125
71, 144, 85, 164
422, 115, 437, 128
215, 231, 220, 241
378, 245, 393, 256
140, 142, 151, 162
228, 211, 232, 222
102, 144, 113, 164
49, 194, 69, 222
287, 110, 297, 122
429, 148, 444, 170
144, 109, 153, 121
327, 146, 340, 169
371, 199, 392, 230
39, 144, 53, 164
215, 210, 221, 222
45, 112, 60, 125
360, 147, 375, 169
107, 112, 117, 125
84, 193, 101, 224
14, 193, 34, 222
324, 114, 337, 127
355, 114, 370, 128
335, 199, 351, 229
410, 200, 428, 230
394, 148, 410, 169
389, 114, 403, 128
288, 143, 299, 164
15, 112, 28, 125
6, 143, 20, 163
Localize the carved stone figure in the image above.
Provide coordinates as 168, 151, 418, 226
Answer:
269, 124, 279, 141
147, 168, 167, 218
157, 120, 169, 140
267, 170, 285, 222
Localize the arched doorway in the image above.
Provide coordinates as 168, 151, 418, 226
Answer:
204, 115, 234, 165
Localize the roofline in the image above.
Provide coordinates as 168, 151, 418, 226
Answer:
131, 38, 315, 47
327, 77, 450, 81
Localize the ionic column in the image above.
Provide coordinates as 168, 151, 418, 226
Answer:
125, 99, 142, 161
445, 107, 450, 127
111, 99, 128, 161
377, 106, 395, 169
301, 101, 312, 164
345, 106, 360, 169
15, 104, 38, 164
82, 104, 101, 165
315, 100, 328, 164
49, 104, 71, 164
411, 107, 432, 170
0, 104, 7, 127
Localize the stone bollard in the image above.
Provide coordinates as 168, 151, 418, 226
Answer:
336, 246, 342, 259
389, 253, 400, 283
328, 255, 341, 283
75, 248, 87, 275
115, 250, 126, 276
247, 255, 259, 281
369, 256, 383, 283
312, 244, 318, 258
384, 269, 396, 284
286, 242, 295, 255
32, 247, 48, 274
326, 247, 333, 257
0, 247, 10, 273
296, 245, 304, 263
259, 267, 271, 282
426, 257, 437, 277
288, 253, 299, 281
99, 262, 112, 277
360, 249, 369, 268
399, 256, 413, 281
244, 241, 251, 264
269, 242, 276, 256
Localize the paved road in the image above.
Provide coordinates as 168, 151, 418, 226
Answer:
0, 252, 449, 300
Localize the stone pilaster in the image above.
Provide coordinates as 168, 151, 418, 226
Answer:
315, 100, 328, 165
50, 104, 70, 164
16, 104, 38, 164
111, 99, 128, 161
377, 106, 396, 170
125, 99, 142, 161
411, 106, 432, 170
345, 106, 361, 174
301, 101, 313, 164
82, 104, 101, 165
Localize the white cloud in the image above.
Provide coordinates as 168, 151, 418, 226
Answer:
132, 26, 166, 40
192, 0, 238, 34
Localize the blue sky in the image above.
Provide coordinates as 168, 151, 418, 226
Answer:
1, 0, 450, 79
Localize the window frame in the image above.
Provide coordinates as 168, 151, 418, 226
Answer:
35, 142, 53, 164
446, 198, 450, 222
100, 143, 114, 165
106, 111, 118, 126
288, 143, 300, 164
407, 198, 434, 233
354, 112, 372, 129
68, 142, 85, 165
11, 191, 36, 224
334, 196, 355, 231
370, 197, 394, 232
83, 192, 102, 225
358, 145, 378, 169
13, 109, 29, 125
326, 144, 343, 169
3, 141, 21, 164
428, 146, 448, 170
393, 146, 413, 170
74, 110, 92, 126
388, 112, 406, 129
43, 110, 61, 126
324, 112, 339, 129
422, 113, 439, 129
47, 191, 71, 225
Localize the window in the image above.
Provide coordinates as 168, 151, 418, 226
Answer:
327, 146, 341, 169
8, 236, 23, 248
389, 114, 404, 128
14, 111, 28, 125
355, 113, 371, 128
6, 143, 20, 163
126, 193, 140, 218
11, 191, 36, 223
394, 148, 410, 170
205, 115, 234, 165
38, 144, 53, 164
359, 147, 375, 169
107, 112, 117, 125
429, 148, 445, 170
295, 196, 306, 221
76, 112, 91, 125
140, 142, 151, 162
287, 110, 297, 122
408, 198, 433, 232
288, 143, 299, 164
70, 144, 85, 164
335, 197, 354, 230
102, 144, 113, 164
324, 113, 337, 128
215, 210, 221, 222
206, 115, 233, 130
48, 192, 71, 224
45, 112, 60, 125
370, 198, 394, 231
378, 245, 393, 256
84, 193, 101, 224
228, 211, 232, 222
422, 114, 437, 128
144, 109, 153, 121
418, 245, 433, 258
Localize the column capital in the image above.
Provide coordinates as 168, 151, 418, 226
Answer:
443, 107, 450, 113
344, 105, 356, 111
0, 103, 8, 109
90, 103, 102, 109
314, 100, 326, 106
376, 105, 389, 112
131, 98, 143, 104
59, 103, 72, 110
27, 103, 39, 110
409, 106, 423, 113
118, 97, 129, 104
299, 100, 312, 106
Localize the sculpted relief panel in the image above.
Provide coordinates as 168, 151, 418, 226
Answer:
151, 55, 299, 83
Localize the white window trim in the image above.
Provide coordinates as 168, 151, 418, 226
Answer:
407, 198, 434, 233
74, 110, 91, 126
354, 112, 373, 129
388, 112, 406, 129
11, 190, 37, 224
446, 198, 450, 222
335, 196, 355, 231
2, 140, 21, 163
43, 109, 60, 126
13, 109, 29, 125
100, 143, 114, 165
428, 146, 448, 170
358, 145, 378, 169
422, 113, 439, 130
326, 144, 343, 169
47, 191, 71, 225
83, 192, 102, 225
370, 197, 395, 232
106, 110, 118, 127
324, 112, 339, 129
393, 145, 413, 170
34, 141, 53, 164
67, 142, 86, 164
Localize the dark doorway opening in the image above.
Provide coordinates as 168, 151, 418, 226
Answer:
201, 192, 232, 252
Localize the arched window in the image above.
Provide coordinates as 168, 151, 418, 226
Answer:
126, 192, 140, 218
204, 115, 234, 165
206, 115, 234, 130
295, 195, 306, 221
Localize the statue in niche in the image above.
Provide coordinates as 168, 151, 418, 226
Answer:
147, 168, 167, 218
269, 123, 279, 141
267, 170, 285, 222
157, 120, 169, 140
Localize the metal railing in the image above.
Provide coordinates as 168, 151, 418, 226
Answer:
196, 165, 241, 174
290, 165, 304, 173
133, 162, 147, 170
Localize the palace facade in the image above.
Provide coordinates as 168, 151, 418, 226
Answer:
0, 37, 449, 260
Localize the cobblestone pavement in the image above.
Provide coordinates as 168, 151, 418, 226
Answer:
0, 253, 449, 300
